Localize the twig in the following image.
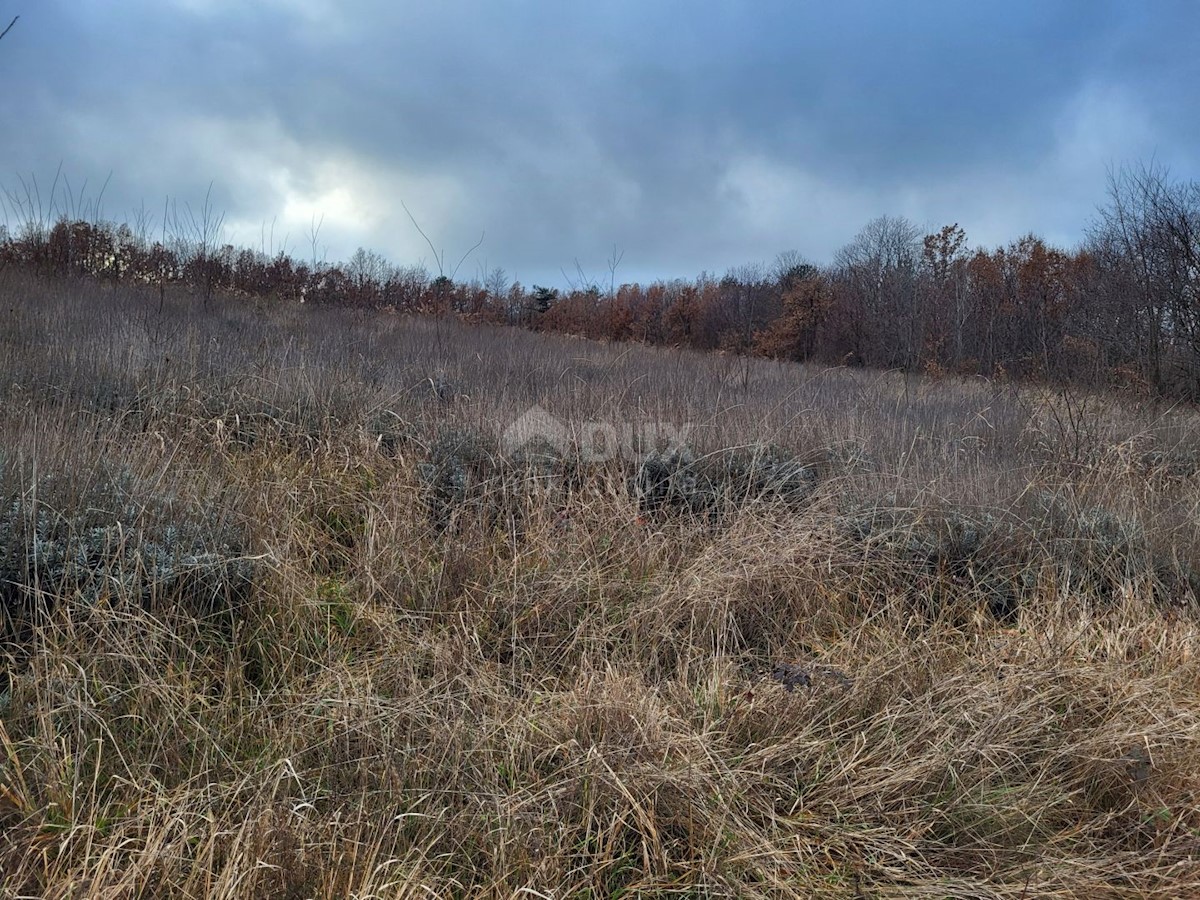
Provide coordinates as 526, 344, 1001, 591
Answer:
450, 231, 485, 280
401, 200, 445, 276
0, 16, 17, 42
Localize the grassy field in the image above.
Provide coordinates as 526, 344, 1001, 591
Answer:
2, 271, 1200, 897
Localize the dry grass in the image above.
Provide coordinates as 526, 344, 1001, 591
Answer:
2, 270, 1200, 897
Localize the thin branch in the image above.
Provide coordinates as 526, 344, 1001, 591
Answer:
401, 200, 445, 276
400, 201, 486, 282
308, 212, 325, 269
450, 230, 485, 280
608, 243, 624, 296
95, 170, 112, 222
0, 16, 17, 42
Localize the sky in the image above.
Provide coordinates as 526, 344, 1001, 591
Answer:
1, 1, 1198, 287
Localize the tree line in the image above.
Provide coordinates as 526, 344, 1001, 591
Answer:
2, 162, 1198, 398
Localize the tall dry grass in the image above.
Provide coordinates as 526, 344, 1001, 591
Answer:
2, 270, 1200, 897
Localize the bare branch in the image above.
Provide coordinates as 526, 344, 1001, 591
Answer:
607, 244, 624, 296
307, 213, 325, 268
561, 258, 598, 294
401, 200, 445, 277
450, 231, 485, 280
401, 201, 485, 282
0, 16, 17, 42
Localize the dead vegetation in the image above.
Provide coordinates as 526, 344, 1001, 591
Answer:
2, 271, 1200, 897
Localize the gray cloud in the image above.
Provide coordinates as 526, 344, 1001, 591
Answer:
2, 0, 1198, 286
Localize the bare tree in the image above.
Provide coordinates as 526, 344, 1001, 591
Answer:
164, 183, 225, 308
483, 265, 509, 302
1089, 162, 1200, 396
922, 224, 969, 368
346, 246, 388, 305
835, 215, 923, 369
607, 244, 624, 297
772, 249, 812, 288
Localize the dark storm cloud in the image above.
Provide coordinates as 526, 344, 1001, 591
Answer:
2, 0, 1198, 286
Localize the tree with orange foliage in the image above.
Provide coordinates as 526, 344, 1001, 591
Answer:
753, 265, 831, 362
661, 281, 701, 346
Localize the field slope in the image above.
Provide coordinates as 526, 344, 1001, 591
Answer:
2, 273, 1200, 898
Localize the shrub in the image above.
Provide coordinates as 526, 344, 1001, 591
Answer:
367, 409, 419, 457
632, 443, 820, 521
1033, 493, 1149, 603
844, 500, 1028, 622
703, 444, 819, 507
630, 446, 714, 518
0, 468, 257, 638
417, 428, 503, 531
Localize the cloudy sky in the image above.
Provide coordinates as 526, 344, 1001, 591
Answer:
2, 1, 1198, 286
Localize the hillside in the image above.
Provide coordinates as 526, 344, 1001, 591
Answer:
2, 271, 1200, 897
